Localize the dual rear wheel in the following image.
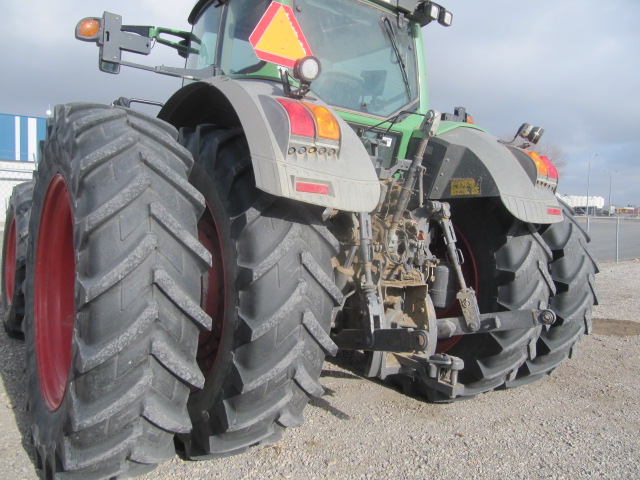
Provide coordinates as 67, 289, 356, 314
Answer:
20, 108, 338, 478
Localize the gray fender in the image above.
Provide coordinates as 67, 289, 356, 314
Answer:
420, 125, 562, 224
159, 78, 380, 213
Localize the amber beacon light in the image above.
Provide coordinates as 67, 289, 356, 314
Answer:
75, 18, 102, 41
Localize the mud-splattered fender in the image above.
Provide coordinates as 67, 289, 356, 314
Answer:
159, 78, 380, 213
418, 125, 562, 224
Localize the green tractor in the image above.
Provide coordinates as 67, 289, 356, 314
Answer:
1, 1, 597, 478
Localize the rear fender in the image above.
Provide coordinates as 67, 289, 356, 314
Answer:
420, 125, 562, 224
159, 78, 380, 213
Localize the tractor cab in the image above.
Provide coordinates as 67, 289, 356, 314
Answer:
187, 0, 424, 118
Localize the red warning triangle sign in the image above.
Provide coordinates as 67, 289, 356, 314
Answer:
249, 2, 313, 68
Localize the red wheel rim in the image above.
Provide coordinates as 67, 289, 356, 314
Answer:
4, 216, 16, 302
435, 225, 479, 353
34, 175, 76, 411
197, 203, 226, 380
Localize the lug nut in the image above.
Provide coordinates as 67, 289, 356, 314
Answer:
540, 310, 556, 325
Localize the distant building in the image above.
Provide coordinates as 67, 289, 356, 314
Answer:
614, 206, 639, 216
557, 194, 605, 215
0, 113, 44, 215
0, 113, 47, 163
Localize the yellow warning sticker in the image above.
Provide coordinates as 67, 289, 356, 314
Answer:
450, 178, 480, 196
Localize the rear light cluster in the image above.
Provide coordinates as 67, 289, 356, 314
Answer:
276, 98, 341, 145
275, 98, 341, 197
526, 151, 559, 191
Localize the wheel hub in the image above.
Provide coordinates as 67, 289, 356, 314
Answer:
34, 174, 76, 411
197, 204, 226, 379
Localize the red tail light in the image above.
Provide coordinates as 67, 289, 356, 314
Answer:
276, 99, 315, 138
539, 155, 558, 180
526, 151, 559, 181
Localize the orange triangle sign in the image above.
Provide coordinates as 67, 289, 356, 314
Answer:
249, 2, 313, 68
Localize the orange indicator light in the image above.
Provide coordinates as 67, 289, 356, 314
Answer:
527, 151, 549, 177
303, 103, 340, 141
76, 18, 101, 40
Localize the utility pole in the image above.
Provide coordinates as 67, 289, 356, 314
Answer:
605, 169, 617, 216
607, 170, 612, 216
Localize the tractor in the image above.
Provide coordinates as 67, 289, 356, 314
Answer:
1, 1, 597, 479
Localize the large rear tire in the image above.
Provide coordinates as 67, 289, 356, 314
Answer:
178, 124, 340, 459
2, 180, 34, 338
506, 202, 598, 386
25, 104, 210, 479
428, 199, 553, 400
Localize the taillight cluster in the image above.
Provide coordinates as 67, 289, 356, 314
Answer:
276, 98, 341, 146
526, 151, 559, 190
273, 98, 342, 197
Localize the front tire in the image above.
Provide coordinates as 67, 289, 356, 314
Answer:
178, 124, 340, 459
25, 104, 210, 479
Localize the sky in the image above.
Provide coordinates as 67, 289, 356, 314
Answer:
1, 0, 638, 206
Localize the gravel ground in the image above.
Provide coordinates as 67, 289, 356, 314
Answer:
1, 260, 639, 480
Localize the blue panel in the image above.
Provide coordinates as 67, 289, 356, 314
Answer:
0, 114, 15, 161
20, 116, 28, 161
0, 113, 46, 162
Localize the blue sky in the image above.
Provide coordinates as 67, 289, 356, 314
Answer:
1, 0, 638, 206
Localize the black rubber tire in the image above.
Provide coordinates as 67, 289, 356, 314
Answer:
426, 199, 553, 401
506, 202, 598, 387
178, 124, 340, 459
2, 180, 34, 338
24, 103, 210, 480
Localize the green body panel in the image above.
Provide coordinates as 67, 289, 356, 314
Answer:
335, 110, 424, 160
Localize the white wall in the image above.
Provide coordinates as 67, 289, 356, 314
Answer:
0, 160, 36, 226
558, 194, 605, 209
